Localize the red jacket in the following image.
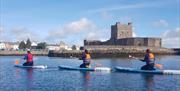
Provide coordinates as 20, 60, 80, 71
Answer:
27, 53, 33, 62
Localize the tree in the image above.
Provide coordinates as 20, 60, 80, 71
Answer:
71, 45, 77, 50
37, 42, 47, 49
19, 41, 26, 49
80, 46, 84, 50
26, 38, 31, 49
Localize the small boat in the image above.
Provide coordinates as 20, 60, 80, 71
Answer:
58, 65, 111, 72
115, 66, 180, 75
14, 65, 47, 69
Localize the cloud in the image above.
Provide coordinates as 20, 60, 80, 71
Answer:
48, 18, 96, 38
153, 19, 169, 28
132, 27, 137, 37
133, 32, 137, 37
86, 0, 171, 14
101, 11, 113, 20
161, 27, 180, 48
87, 3, 145, 14
46, 18, 107, 45
10, 27, 41, 41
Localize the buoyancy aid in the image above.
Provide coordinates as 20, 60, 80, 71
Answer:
27, 53, 33, 62
84, 53, 91, 63
147, 53, 155, 64
149, 53, 155, 59
86, 53, 91, 59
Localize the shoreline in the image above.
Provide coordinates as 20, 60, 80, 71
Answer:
48, 46, 180, 58
0, 46, 179, 57
0, 50, 48, 56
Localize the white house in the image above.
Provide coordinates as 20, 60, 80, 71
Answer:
1, 42, 19, 50
12, 43, 19, 50
75, 46, 80, 50
9, 42, 19, 50
31, 42, 38, 49
31, 42, 38, 46
59, 41, 72, 50
0, 42, 6, 49
46, 44, 60, 50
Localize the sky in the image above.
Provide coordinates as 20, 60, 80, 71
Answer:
0, 0, 180, 48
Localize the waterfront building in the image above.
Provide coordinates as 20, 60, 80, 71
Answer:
0, 42, 6, 50
0, 42, 19, 50
31, 42, 38, 49
46, 44, 61, 50
46, 42, 72, 51
59, 41, 70, 50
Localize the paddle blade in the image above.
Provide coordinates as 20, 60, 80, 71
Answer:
155, 64, 163, 69
15, 60, 20, 65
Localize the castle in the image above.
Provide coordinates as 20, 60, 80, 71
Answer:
84, 22, 161, 47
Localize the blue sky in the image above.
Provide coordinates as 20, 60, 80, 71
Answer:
0, 0, 180, 48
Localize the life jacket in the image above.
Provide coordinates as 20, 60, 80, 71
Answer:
149, 53, 155, 59
148, 53, 155, 64
84, 53, 91, 63
86, 53, 91, 60
27, 53, 33, 62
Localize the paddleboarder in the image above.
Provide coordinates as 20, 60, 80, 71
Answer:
23, 49, 34, 66
140, 49, 155, 70
80, 49, 91, 68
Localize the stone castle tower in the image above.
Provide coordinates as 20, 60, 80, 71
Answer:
84, 22, 161, 47
110, 22, 133, 42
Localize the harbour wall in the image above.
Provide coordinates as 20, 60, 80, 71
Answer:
48, 46, 179, 58
0, 50, 48, 56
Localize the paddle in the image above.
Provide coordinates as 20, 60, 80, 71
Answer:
129, 55, 163, 69
14, 57, 24, 65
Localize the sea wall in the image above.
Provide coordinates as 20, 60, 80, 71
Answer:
48, 46, 178, 58
0, 50, 48, 56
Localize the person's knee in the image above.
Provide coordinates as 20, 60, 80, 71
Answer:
141, 65, 146, 70
30, 62, 33, 66
23, 62, 27, 66
80, 64, 84, 68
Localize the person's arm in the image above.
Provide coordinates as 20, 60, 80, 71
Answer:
140, 54, 148, 62
82, 53, 86, 61
139, 57, 145, 62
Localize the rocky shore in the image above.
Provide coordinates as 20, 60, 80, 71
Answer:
1, 46, 179, 57
48, 46, 179, 58
0, 50, 48, 56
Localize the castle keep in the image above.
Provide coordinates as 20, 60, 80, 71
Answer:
84, 22, 161, 47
